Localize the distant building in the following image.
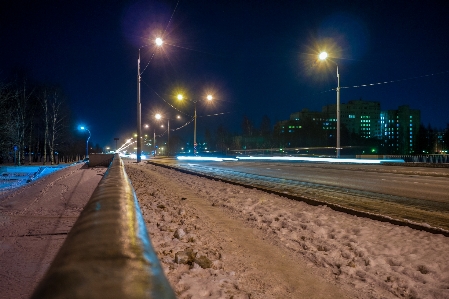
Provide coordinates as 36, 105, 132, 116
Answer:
286, 99, 381, 140
322, 99, 381, 139
380, 105, 420, 154
277, 100, 421, 154
288, 108, 323, 133
434, 130, 447, 154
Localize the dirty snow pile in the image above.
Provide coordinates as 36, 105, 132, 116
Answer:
126, 162, 449, 299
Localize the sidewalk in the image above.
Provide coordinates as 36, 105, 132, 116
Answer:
0, 163, 106, 299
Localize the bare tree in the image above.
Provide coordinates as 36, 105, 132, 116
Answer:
12, 78, 35, 165
39, 88, 50, 164
1, 75, 80, 164
48, 89, 67, 164
241, 115, 254, 136
0, 82, 16, 163
27, 100, 39, 164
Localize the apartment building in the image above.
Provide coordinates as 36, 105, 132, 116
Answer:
280, 100, 421, 154
380, 105, 420, 154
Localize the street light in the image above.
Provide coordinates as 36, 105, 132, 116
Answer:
114, 137, 119, 151
152, 115, 166, 157
137, 37, 163, 163
80, 126, 91, 159
177, 93, 213, 155
154, 113, 181, 156
319, 51, 341, 158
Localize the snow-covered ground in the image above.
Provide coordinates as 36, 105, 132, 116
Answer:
0, 163, 106, 298
0, 164, 71, 192
125, 161, 449, 299
2, 158, 448, 298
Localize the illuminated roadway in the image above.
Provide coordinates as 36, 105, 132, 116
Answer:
180, 161, 449, 202
149, 158, 449, 233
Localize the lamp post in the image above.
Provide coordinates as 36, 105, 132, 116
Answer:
177, 94, 213, 155
155, 113, 181, 156
80, 126, 91, 159
151, 123, 164, 157
137, 37, 163, 163
114, 137, 119, 152
153, 128, 156, 157
155, 114, 162, 157
319, 51, 340, 158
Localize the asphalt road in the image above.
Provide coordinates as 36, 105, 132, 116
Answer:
180, 161, 449, 202
147, 158, 449, 232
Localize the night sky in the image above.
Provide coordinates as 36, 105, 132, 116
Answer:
1, 0, 449, 148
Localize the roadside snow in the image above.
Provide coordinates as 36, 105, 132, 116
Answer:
126, 161, 449, 299
0, 164, 71, 192
0, 164, 106, 299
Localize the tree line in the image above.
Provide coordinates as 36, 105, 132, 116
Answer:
0, 73, 87, 165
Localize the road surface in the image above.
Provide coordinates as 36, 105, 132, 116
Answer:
149, 158, 449, 231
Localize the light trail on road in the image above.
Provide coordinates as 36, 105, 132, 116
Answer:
148, 159, 449, 234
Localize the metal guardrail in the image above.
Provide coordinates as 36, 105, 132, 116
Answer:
31, 154, 176, 299
386, 154, 449, 164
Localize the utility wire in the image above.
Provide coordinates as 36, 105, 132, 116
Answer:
140, 0, 179, 76
163, 0, 180, 35
198, 111, 233, 117
142, 79, 190, 116
317, 70, 449, 94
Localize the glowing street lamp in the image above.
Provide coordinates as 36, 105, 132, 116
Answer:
80, 126, 91, 159
154, 113, 181, 156
137, 37, 163, 163
177, 94, 213, 155
319, 51, 341, 158
155, 37, 163, 46
319, 51, 328, 60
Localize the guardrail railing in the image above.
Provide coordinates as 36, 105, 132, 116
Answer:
31, 154, 176, 299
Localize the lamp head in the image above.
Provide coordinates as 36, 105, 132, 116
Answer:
155, 113, 162, 120
155, 37, 163, 46
177, 94, 183, 100
206, 94, 213, 101
319, 52, 328, 60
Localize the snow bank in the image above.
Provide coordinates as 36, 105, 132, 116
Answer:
0, 165, 71, 192
126, 161, 449, 299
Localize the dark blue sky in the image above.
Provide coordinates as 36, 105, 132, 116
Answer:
1, 0, 449, 148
